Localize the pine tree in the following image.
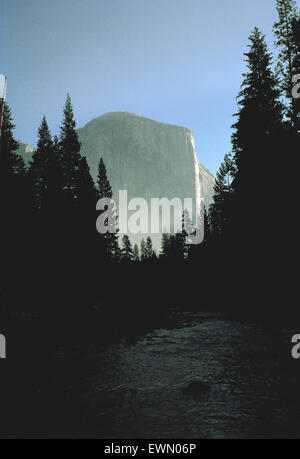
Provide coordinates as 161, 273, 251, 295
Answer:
209, 153, 236, 237
291, 13, 300, 71
97, 158, 113, 199
160, 233, 171, 259
0, 102, 25, 181
140, 238, 147, 262
232, 28, 283, 200
96, 157, 120, 261
29, 116, 63, 210
145, 236, 154, 260
0, 103, 27, 305
51, 135, 65, 205
121, 235, 134, 262
57, 94, 98, 277
0, 102, 26, 227
133, 244, 140, 262
59, 94, 83, 205
231, 27, 284, 260
160, 229, 186, 261
291, 13, 300, 131
274, 0, 299, 125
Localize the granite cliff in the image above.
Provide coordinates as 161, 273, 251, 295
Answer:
18, 112, 215, 250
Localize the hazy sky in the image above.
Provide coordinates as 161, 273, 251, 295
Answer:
0, 0, 297, 174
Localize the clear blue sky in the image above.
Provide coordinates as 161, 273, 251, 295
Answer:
1, 0, 298, 174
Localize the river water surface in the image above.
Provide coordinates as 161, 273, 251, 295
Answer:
52, 312, 300, 439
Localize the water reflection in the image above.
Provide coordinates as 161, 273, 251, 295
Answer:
82, 312, 298, 439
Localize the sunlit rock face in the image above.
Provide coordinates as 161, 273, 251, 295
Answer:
78, 112, 215, 252
17, 141, 35, 165
17, 112, 215, 252
198, 164, 215, 210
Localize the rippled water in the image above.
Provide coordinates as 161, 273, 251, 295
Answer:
5, 312, 299, 438
63, 312, 299, 439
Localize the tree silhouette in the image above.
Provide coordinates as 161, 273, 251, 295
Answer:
291, 13, 300, 131
121, 235, 134, 262
232, 27, 283, 213
140, 238, 147, 262
225, 26, 286, 311
133, 244, 140, 262
29, 117, 63, 211
0, 103, 25, 180
209, 153, 236, 237
0, 102, 26, 223
97, 158, 113, 200
96, 157, 120, 261
59, 94, 83, 206
145, 236, 154, 260
160, 233, 171, 259
0, 103, 29, 317
274, 0, 299, 126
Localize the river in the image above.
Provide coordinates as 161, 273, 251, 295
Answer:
3, 311, 300, 438
47, 311, 299, 439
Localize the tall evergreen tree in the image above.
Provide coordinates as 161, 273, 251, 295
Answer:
232, 28, 283, 203
133, 243, 140, 262
97, 158, 113, 199
0, 103, 27, 314
291, 13, 300, 131
160, 233, 171, 259
96, 157, 120, 261
145, 236, 154, 260
140, 238, 147, 262
121, 235, 134, 262
56, 94, 98, 305
0, 102, 27, 230
59, 94, 83, 205
0, 102, 25, 181
291, 13, 300, 71
29, 116, 63, 210
230, 27, 284, 278
274, 0, 299, 125
209, 153, 236, 237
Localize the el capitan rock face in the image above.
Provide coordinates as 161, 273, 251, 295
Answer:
198, 163, 215, 209
77, 112, 215, 250
78, 112, 200, 201
18, 112, 215, 250
17, 141, 35, 165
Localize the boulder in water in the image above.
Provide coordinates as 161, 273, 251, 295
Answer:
182, 381, 211, 397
